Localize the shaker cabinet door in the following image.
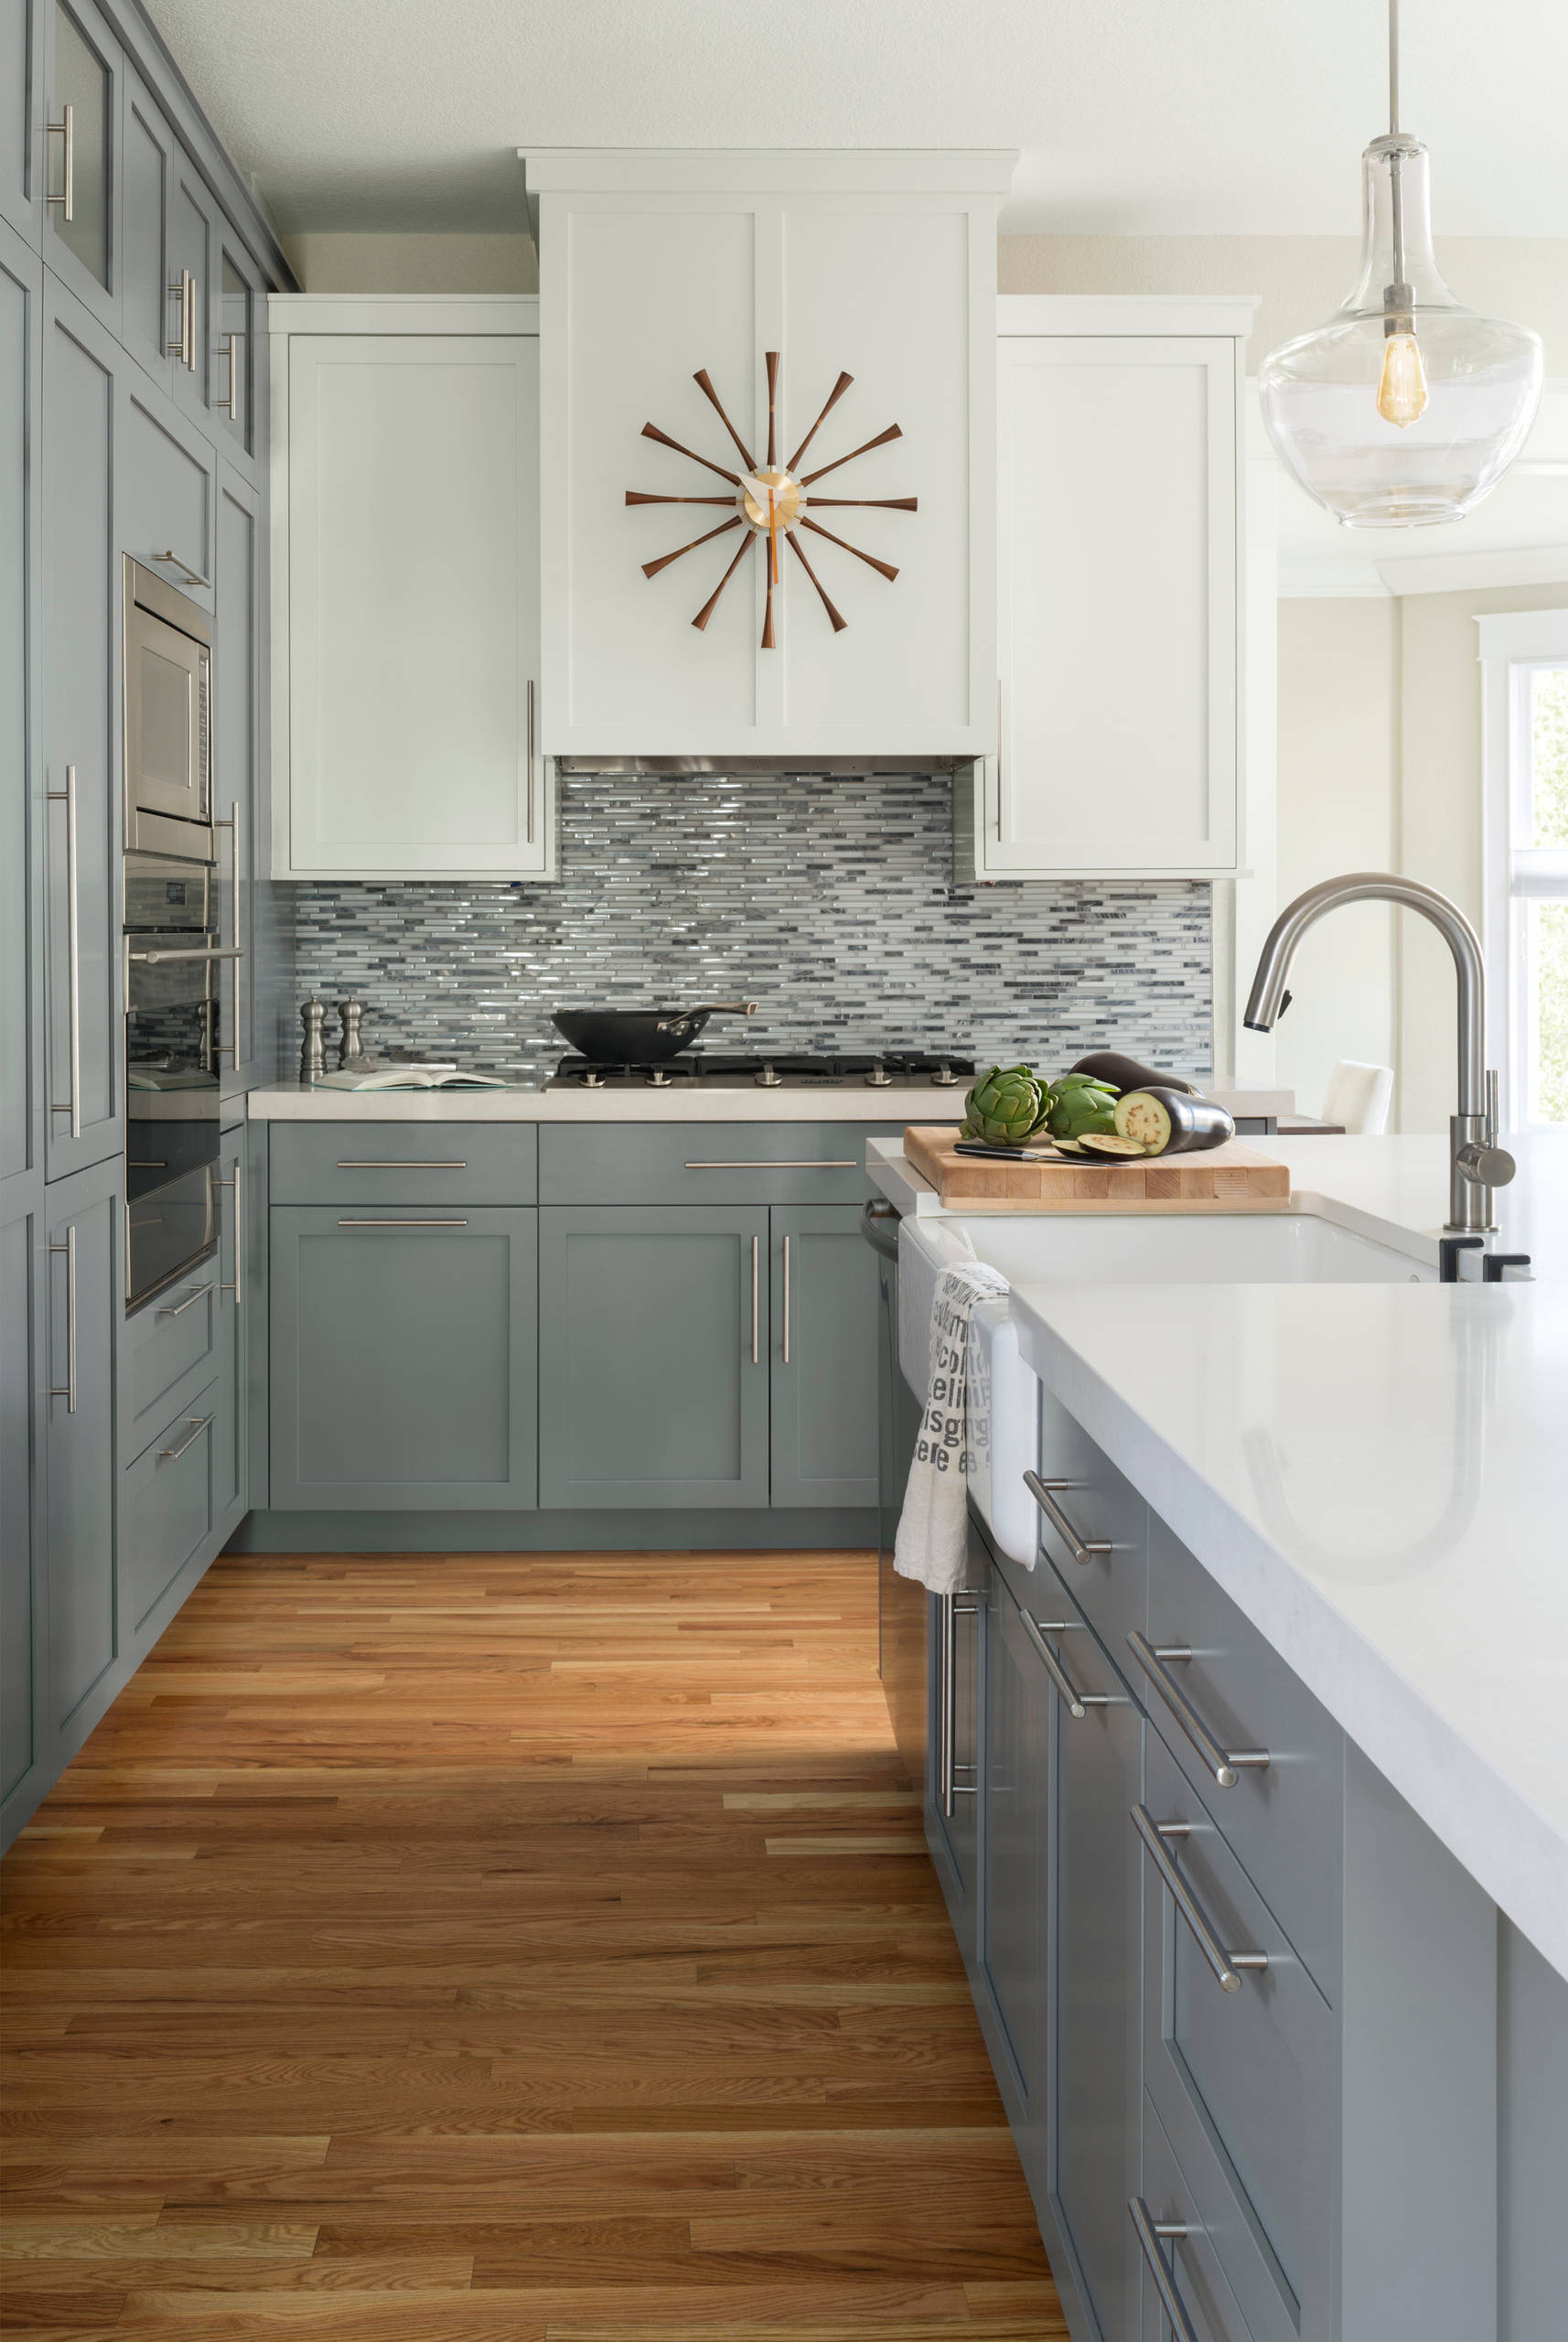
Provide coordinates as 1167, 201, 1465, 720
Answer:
214, 462, 259, 1092
42, 274, 122, 1182
40, 0, 120, 333
270, 1207, 539, 1511
43, 1155, 120, 1735
978, 1566, 1051, 2143
768, 1203, 879, 1508
924, 1518, 985, 1967
1, 1181, 45, 1828
538, 1205, 769, 1509
1, 226, 42, 1189
0, 0, 42, 246
209, 1128, 246, 1535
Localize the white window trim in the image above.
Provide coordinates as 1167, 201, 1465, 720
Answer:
1477, 607, 1568, 1133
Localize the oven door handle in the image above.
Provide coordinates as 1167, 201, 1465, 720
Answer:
128, 946, 244, 965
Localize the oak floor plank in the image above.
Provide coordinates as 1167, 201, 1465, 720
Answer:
1, 1552, 1061, 2337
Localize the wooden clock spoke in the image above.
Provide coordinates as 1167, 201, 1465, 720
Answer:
786, 371, 854, 474
626, 491, 737, 507
800, 514, 898, 583
643, 513, 743, 580
692, 371, 756, 471
765, 351, 779, 468
692, 531, 755, 632
762, 550, 776, 650
641, 421, 741, 487
787, 532, 847, 633
805, 495, 918, 511
800, 422, 903, 489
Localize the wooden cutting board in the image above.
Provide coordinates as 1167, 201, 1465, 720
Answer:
904, 1126, 1292, 1211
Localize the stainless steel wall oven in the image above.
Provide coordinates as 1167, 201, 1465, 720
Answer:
123, 854, 230, 1311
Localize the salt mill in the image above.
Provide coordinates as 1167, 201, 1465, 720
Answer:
338, 997, 365, 1070
299, 997, 327, 1082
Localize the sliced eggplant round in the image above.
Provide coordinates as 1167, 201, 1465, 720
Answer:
1069, 1051, 1197, 1097
1113, 1088, 1234, 1156
1077, 1132, 1149, 1158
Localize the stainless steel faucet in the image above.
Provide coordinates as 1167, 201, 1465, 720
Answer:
1242, 872, 1515, 1233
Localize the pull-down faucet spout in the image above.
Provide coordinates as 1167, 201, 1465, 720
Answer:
1242, 871, 1515, 1234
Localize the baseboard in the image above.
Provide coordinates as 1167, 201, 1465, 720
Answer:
224, 1508, 879, 1554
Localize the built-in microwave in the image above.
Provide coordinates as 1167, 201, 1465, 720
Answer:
123, 558, 213, 859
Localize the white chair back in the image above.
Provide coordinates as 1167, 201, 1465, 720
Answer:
1320, 1059, 1393, 1134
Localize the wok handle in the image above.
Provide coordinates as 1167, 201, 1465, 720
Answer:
654, 1000, 759, 1031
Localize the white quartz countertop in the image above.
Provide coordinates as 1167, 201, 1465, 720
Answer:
993, 1128, 1568, 1978
243, 1080, 942, 1123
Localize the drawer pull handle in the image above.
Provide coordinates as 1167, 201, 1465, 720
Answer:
45, 102, 73, 220
1018, 1606, 1112, 1721
684, 1159, 858, 1170
1128, 2197, 1199, 2342
337, 1219, 468, 1229
335, 1160, 469, 1170
128, 945, 242, 964
47, 768, 81, 1136
1131, 1804, 1269, 1993
1024, 1471, 1112, 1566
158, 1413, 213, 1465
750, 1234, 759, 1365
939, 1592, 982, 1817
156, 1280, 214, 1320
1128, 1631, 1271, 1789
48, 1226, 77, 1412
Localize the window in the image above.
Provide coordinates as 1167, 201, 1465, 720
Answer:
1480, 609, 1568, 1131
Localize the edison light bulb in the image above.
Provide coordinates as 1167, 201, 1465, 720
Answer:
1377, 330, 1429, 426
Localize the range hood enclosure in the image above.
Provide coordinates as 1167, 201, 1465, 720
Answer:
521, 149, 1012, 767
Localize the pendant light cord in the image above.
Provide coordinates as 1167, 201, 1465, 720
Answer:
1389, 0, 1400, 132
1387, 0, 1406, 295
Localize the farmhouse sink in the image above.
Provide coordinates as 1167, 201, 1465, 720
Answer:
898, 1208, 1435, 1565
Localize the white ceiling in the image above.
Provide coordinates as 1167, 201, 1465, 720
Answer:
146, 0, 1568, 241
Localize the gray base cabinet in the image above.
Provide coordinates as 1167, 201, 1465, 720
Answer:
43, 1154, 120, 1734
270, 1205, 539, 1510
768, 1203, 879, 1508
539, 1204, 770, 1509
1, 1176, 46, 1821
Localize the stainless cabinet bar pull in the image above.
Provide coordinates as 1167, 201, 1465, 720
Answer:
216, 330, 242, 421
158, 1413, 213, 1465
685, 1159, 857, 1170
750, 1234, 759, 1364
781, 1235, 790, 1364
995, 676, 1004, 839
338, 1219, 467, 1228
1131, 1804, 1268, 1993
166, 269, 195, 370
1128, 2199, 1199, 2342
335, 1159, 467, 1171
48, 1227, 77, 1412
153, 545, 209, 589
156, 1279, 214, 1319
940, 1593, 981, 1817
128, 945, 243, 965
525, 678, 535, 845
47, 768, 81, 1137
1024, 1471, 1112, 1566
46, 102, 74, 219
1127, 1631, 1270, 1788
215, 1167, 242, 1308
1018, 1606, 1112, 1720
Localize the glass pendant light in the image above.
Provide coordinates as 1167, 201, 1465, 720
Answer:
1259, 0, 1542, 527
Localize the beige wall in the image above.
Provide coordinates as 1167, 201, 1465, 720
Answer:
1274, 601, 1400, 1119
282, 232, 1568, 378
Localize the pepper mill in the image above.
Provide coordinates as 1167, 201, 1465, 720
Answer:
338, 997, 365, 1070
299, 997, 327, 1083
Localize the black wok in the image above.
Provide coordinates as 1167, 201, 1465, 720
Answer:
553, 1000, 758, 1066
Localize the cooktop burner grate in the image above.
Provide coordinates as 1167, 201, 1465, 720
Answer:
547, 1049, 975, 1090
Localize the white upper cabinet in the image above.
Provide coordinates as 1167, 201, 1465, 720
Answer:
961, 296, 1255, 881
268, 295, 553, 880
521, 150, 1012, 764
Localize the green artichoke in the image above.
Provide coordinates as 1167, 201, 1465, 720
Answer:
959, 1065, 1050, 1148
1046, 1077, 1120, 1142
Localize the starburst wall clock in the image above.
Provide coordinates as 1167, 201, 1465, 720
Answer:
625, 352, 916, 646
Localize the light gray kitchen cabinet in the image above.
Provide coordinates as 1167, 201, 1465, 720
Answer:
119, 365, 215, 616
210, 229, 261, 469
43, 1151, 120, 1735
42, 271, 122, 1182
1138, 2092, 1258, 2342
119, 60, 175, 386
41, 0, 120, 333
163, 135, 213, 433
269, 1205, 539, 1510
123, 1377, 214, 1635
269, 297, 553, 879
214, 462, 259, 1093
0, 0, 40, 246
538, 1203, 770, 1509
1, 222, 41, 1190
1044, 1570, 1145, 2342
924, 1523, 984, 1966
1, 1178, 45, 1829
979, 1564, 1051, 2151
768, 1203, 879, 1508
210, 1125, 245, 1537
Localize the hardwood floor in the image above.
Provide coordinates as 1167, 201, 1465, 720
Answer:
2, 1551, 1066, 2338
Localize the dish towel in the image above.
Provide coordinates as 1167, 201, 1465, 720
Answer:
895, 1259, 1011, 1595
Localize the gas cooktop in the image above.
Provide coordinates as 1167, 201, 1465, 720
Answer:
547, 1050, 974, 1091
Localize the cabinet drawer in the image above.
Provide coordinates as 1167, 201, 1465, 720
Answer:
1138, 2094, 1260, 2342
539, 1123, 900, 1205
124, 1389, 217, 1634
124, 1259, 220, 1455
269, 1123, 537, 1205
1140, 1732, 1334, 2342
1027, 1383, 1147, 1660
1141, 1515, 1343, 2000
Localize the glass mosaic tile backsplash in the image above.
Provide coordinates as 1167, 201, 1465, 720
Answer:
290, 770, 1213, 1083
